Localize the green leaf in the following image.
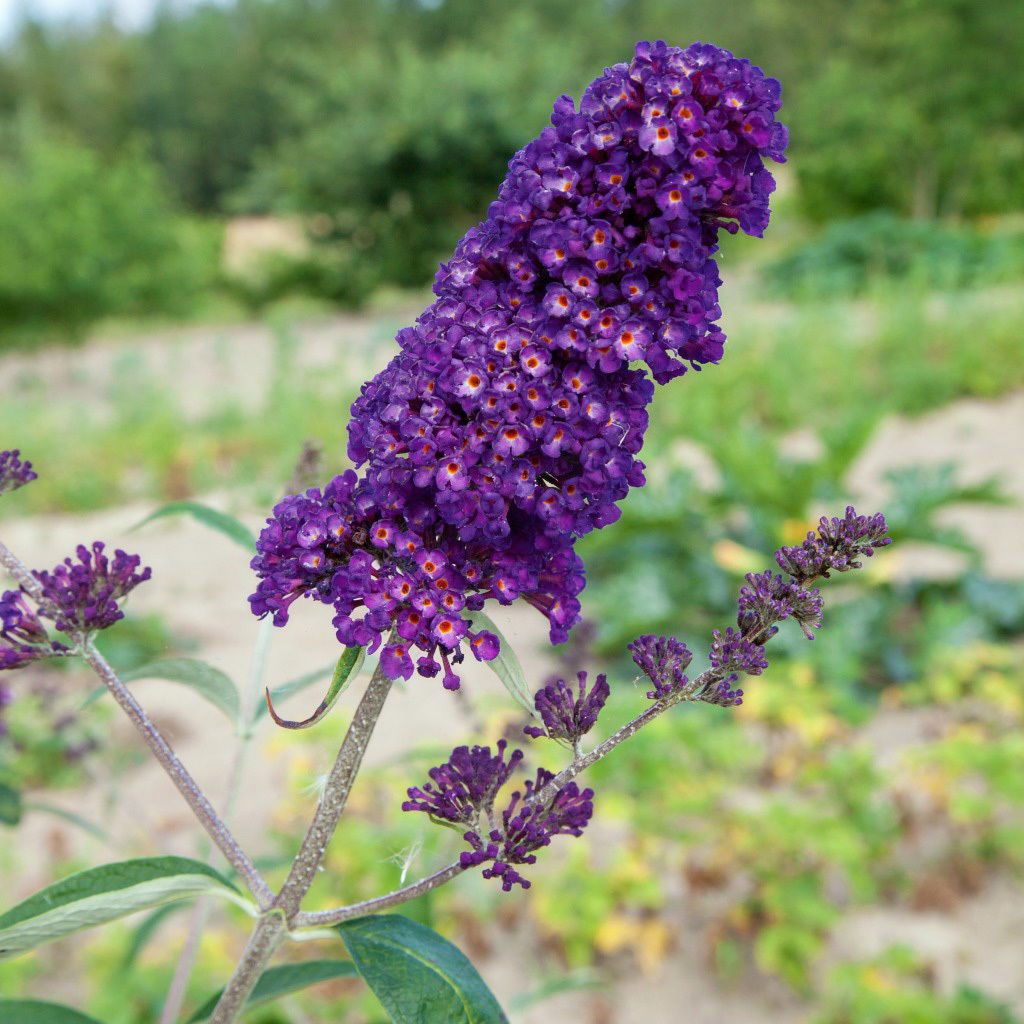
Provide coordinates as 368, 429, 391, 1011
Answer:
465, 610, 536, 718
84, 658, 240, 725
252, 662, 335, 725
0, 856, 243, 960
186, 959, 359, 1022
131, 501, 256, 553
23, 801, 109, 842
337, 914, 508, 1024
0, 780, 23, 826
265, 646, 364, 730
0, 999, 105, 1023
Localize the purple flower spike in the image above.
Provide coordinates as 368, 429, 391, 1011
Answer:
629, 634, 694, 700
524, 670, 610, 743
403, 739, 523, 825
250, 41, 787, 688
0, 450, 37, 495
32, 542, 151, 637
709, 626, 769, 676
776, 506, 891, 583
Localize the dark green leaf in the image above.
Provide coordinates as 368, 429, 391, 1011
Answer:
131, 501, 256, 553
0, 999, 105, 1023
186, 959, 359, 1022
0, 780, 23, 826
84, 659, 240, 725
0, 856, 242, 960
337, 914, 508, 1024
464, 611, 536, 719
265, 646, 364, 730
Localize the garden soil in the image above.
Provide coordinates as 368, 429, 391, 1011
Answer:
2, 314, 1023, 1022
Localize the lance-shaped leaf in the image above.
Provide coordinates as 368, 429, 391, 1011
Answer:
265, 646, 364, 730
337, 914, 508, 1024
0, 999, 105, 1023
131, 500, 257, 553
465, 610, 537, 718
186, 959, 360, 1022
82, 658, 241, 726
0, 780, 22, 826
251, 662, 335, 727
0, 856, 245, 960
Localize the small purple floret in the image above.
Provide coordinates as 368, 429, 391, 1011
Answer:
0, 450, 37, 495
524, 670, 609, 742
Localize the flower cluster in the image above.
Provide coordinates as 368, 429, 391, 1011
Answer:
251, 40, 787, 686
461, 771, 594, 891
404, 741, 593, 890
0, 450, 36, 495
629, 634, 694, 700
2, 542, 151, 671
30, 543, 151, 637
632, 506, 890, 707
402, 740, 522, 824
0, 590, 68, 669
523, 670, 609, 743
776, 507, 891, 583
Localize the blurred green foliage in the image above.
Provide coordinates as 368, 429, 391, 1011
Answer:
0, 0, 1021, 324
0, 125, 219, 340
764, 214, 1024, 299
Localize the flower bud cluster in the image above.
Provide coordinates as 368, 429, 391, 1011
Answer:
523, 670, 609, 743
0, 590, 68, 668
1, 540, 151, 671
628, 634, 694, 700
404, 741, 593, 891
251, 40, 787, 687
0, 450, 36, 495
633, 507, 890, 706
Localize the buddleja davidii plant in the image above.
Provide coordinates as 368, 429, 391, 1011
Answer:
0, 40, 890, 1024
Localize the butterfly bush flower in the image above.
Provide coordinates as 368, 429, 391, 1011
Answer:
251, 40, 788, 686
633, 507, 891, 706
0, 450, 37, 495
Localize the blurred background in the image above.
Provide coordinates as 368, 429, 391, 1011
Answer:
1, 0, 1024, 1021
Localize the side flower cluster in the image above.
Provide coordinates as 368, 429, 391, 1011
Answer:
632, 506, 891, 705
250, 40, 787, 686
404, 741, 593, 890
0, 450, 36, 495
1, 540, 151, 670
523, 670, 609, 743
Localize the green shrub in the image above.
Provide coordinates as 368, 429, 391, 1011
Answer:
0, 130, 214, 343
763, 213, 1024, 299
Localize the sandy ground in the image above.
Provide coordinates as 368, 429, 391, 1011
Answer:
2, 313, 1023, 1021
